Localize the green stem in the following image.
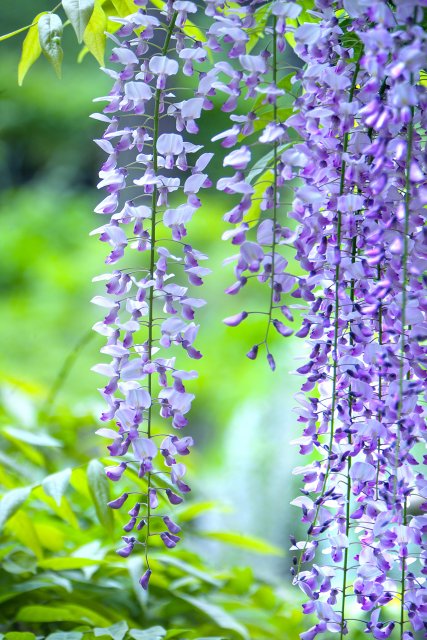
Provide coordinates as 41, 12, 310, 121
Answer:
265, 17, 278, 345
40, 328, 94, 420
375, 263, 383, 502
340, 233, 358, 639
0, 3, 62, 42
144, 11, 178, 571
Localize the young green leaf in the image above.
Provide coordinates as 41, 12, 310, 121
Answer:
37, 556, 104, 570
129, 628, 166, 640
87, 459, 114, 534
38, 14, 64, 78
18, 12, 48, 85
46, 633, 83, 640
42, 468, 72, 506
0, 487, 32, 531
83, 3, 107, 65
62, 0, 95, 43
94, 621, 128, 640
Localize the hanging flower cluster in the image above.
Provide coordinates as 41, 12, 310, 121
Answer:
91, 0, 212, 589
89, 0, 427, 633
200, 0, 427, 637
284, 2, 427, 639
204, 1, 299, 370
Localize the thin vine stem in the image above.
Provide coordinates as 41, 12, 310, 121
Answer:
144, 11, 178, 572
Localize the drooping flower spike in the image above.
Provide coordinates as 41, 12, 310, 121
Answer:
285, 2, 427, 639
201, 0, 427, 637
92, 0, 212, 589
205, 1, 299, 368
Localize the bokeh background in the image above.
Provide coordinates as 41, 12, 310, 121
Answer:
1, 2, 303, 565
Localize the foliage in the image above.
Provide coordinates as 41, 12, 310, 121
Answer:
0, 385, 304, 639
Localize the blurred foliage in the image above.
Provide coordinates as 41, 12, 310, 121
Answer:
0, 386, 306, 639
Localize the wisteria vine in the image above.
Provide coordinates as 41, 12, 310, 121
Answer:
92, 0, 213, 589
91, 0, 427, 637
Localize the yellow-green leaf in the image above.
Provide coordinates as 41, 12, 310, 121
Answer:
38, 556, 104, 570
16, 604, 111, 626
18, 12, 48, 85
42, 468, 72, 506
6, 511, 44, 558
83, 3, 107, 65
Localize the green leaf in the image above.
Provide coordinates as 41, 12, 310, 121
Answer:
38, 14, 64, 78
4, 634, 37, 640
87, 459, 114, 534
3, 425, 61, 447
42, 468, 72, 505
16, 604, 110, 626
129, 628, 166, 640
38, 556, 103, 570
175, 595, 249, 640
62, 0, 95, 42
2, 548, 37, 575
18, 12, 48, 85
200, 531, 284, 556
46, 634, 83, 640
0, 487, 31, 531
83, 3, 107, 65
94, 622, 128, 640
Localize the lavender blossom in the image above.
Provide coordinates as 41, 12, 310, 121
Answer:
92, 0, 212, 586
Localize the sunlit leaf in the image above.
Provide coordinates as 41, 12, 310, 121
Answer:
6, 512, 44, 559
17, 13, 47, 86
2, 426, 61, 448
32, 487, 79, 528
32, 523, 65, 553
16, 604, 111, 626
38, 556, 104, 570
42, 468, 72, 505
94, 621, 128, 640
0, 487, 31, 531
4, 633, 37, 640
38, 14, 64, 79
83, 3, 107, 65
87, 459, 114, 534
62, 0, 95, 42
200, 531, 284, 556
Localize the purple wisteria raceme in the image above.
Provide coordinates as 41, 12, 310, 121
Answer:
285, 1, 427, 639
91, 0, 212, 589
204, 1, 299, 368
